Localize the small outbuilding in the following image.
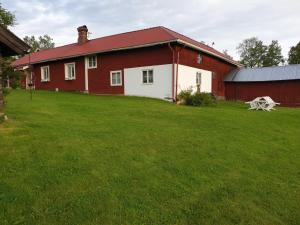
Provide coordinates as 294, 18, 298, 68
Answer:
0, 24, 30, 108
224, 65, 300, 107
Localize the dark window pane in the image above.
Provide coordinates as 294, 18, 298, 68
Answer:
148, 73, 153, 83
143, 71, 148, 83
112, 73, 116, 84
116, 73, 121, 84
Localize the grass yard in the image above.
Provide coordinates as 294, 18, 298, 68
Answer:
0, 90, 300, 225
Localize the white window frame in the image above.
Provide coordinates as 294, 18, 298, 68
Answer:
142, 69, 154, 84
196, 72, 202, 85
87, 55, 97, 69
41, 66, 50, 82
64, 62, 76, 80
110, 70, 122, 86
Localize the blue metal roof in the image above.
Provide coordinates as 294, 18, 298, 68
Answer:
224, 64, 300, 82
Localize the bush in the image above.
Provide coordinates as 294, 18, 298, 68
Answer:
197, 92, 217, 106
177, 90, 217, 107
177, 89, 193, 105
0, 114, 4, 123
3, 88, 10, 96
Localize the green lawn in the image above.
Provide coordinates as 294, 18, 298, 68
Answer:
0, 90, 300, 225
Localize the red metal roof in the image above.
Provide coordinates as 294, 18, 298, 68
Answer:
13, 26, 241, 67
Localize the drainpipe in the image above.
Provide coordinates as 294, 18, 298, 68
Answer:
175, 50, 180, 101
168, 43, 176, 101
84, 57, 89, 93
175, 45, 185, 101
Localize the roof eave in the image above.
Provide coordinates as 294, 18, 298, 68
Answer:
0, 25, 30, 56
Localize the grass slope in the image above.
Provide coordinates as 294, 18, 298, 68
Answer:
0, 90, 300, 225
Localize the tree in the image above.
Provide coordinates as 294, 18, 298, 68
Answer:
222, 50, 233, 60
0, 3, 16, 27
23, 35, 55, 53
263, 40, 285, 67
237, 38, 285, 68
237, 37, 267, 68
0, 57, 23, 89
288, 42, 300, 65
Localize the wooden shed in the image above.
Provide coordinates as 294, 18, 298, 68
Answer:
0, 24, 30, 108
224, 65, 300, 107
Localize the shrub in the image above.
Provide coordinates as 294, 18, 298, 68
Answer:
0, 114, 4, 123
198, 92, 217, 106
177, 89, 193, 105
191, 92, 203, 106
177, 90, 217, 107
3, 88, 10, 96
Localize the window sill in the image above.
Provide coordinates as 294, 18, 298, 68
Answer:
41, 80, 50, 82
87, 66, 97, 69
65, 78, 76, 81
110, 84, 122, 87
142, 83, 154, 85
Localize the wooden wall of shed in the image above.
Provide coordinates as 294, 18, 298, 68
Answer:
225, 80, 300, 107
0, 52, 3, 108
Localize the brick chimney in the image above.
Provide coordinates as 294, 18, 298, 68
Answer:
77, 25, 88, 45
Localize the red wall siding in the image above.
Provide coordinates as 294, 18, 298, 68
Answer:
31, 44, 237, 97
33, 57, 85, 91
88, 45, 172, 94
175, 45, 237, 97
32, 45, 173, 94
225, 81, 300, 107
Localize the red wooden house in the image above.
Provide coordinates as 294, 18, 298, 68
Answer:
13, 26, 241, 101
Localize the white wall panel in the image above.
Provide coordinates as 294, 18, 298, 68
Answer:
124, 64, 173, 100
177, 65, 212, 93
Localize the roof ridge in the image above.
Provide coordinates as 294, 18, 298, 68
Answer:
28, 42, 77, 56
242, 64, 300, 71
27, 26, 167, 56
160, 26, 215, 49
88, 26, 168, 41
158, 26, 179, 39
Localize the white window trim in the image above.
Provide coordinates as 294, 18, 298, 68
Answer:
64, 62, 76, 80
41, 66, 50, 82
110, 70, 122, 86
196, 72, 202, 85
142, 69, 154, 85
87, 55, 97, 69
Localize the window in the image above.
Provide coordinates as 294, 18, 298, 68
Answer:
65, 63, 76, 80
196, 72, 201, 85
110, 70, 122, 86
142, 69, 153, 84
87, 55, 97, 69
41, 66, 50, 82
197, 53, 202, 64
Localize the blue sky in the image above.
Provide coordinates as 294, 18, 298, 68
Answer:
3, 0, 300, 60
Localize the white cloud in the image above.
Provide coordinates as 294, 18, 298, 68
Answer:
2, 0, 300, 60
